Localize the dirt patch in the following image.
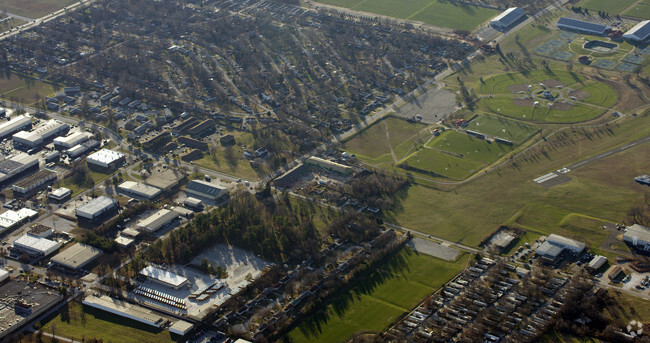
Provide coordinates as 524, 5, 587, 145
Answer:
569, 90, 590, 100
508, 84, 528, 93
513, 99, 533, 107
552, 102, 574, 111
542, 79, 565, 88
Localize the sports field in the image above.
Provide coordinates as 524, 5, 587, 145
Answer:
465, 114, 538, 144
314, 0, 498, 31
402, 147, 484, 180
427, 130, 515, 164
0, 0, 76, 19
577, 0, 637, 14
287, 247, 468, 343
42, 302, 179, 343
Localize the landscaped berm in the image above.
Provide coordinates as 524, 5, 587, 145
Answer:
478, 69, 618, 123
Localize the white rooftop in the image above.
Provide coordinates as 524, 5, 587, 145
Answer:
49, 187, 72, 198
140, 265, 187, 288
14, 234, 60, 254
87, 149, 125, 164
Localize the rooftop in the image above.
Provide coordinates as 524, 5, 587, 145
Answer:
624, 224, 650, 243
624, 20, 650, 40
139, 265, 187, 288
14, 234, 60, 253
13, 169, 56, 188
546, 234, 585, 250
76, 196, 117, 218
50, 242, 102, 269
87, 149, 125, 165
49, 187, 72, 198
491, 7, 525, 26
536, 241, 563, 258
185, 180, 227, 197
117, 181, 162, 198
0, 115, 31, 135
557, 17, 609, 34
137, 209, 178, 232
82, 295, 164, 327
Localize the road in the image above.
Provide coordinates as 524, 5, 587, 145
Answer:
565, 135, 650, 171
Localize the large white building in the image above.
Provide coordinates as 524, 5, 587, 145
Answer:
137, 209, 178, 233
490, 7, 525, 30
0, 115, 32, 140
0, 268, 8, 284
53, 131, 92, 150
86, 149, 125, 169
557, 17, 610, 35
623, 224, 650, 250
139, 265, 188, 289
536, 234, 584, 260
0, 153, 39, 184
117, 181, 162, 200
0, 208, 38, 232
50, 243, 102, 270
13, 119, 69, 149
623, 20, 650, 42
76, 196, 118, 221
83, 295, 165, 328
13, 234, 60, 256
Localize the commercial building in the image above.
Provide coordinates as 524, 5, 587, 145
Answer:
86, 149, 125, 170
587, 255, 607, 271
184, 197, 204, 211
115, 235, 135, 248
66, 139, 100, 159
12, 169, 57, 198
53, 131, 92, 150
0, 115, 32, 140
536, 234, 585, 261
48, 187, 72, 202
172, 206, 194, 219
117, 181, 162, 200
557, 17, 610, 35
137, 209, 178, 233
12, 120, 69, 150
50, 243, 102, 271
0, 268, 8, 284
83, 295, 165, 328
139, 265, 188, 289
305, 156, 353, 175
0, 208, 38, 233
0, 153, 39, 184
623, 20, 650, 42
490, 7, 525, 30
184, 180, 229, 201
76, 196, 118, 222
144, 165, 186, 192
623, 224, 650, 250
13, 234, 60, 257
28, 224, 53, 238
169, 320, 194, 337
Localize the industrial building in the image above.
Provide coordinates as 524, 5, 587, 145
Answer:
13, 234, 60, 257
623, 20, 650, 42
587, 255, 607, 271
76, 196, 118, 222
0, 115, 32, 140
535, 234, 585, 261
117, 181, 162, 200
28, 224, 53, 238
48, 187, 72, 202
143, 165, 186, 192
66, 139, 100, 159
623, 224, 650, 250
169, 320, 194, 337
12, 119, 69, 150
0, 208, 38, 233
83, 295, 165, 328
0, 153, 39, 184
184, 197, 204, 211
137, 209, 179, 233
557, 17, 610, 35
139, 265, 188, 289
50, 243, 102, 271
86, 149, 125, 170
0, 268, 8, 284
305, 156, 353, 175
115, 235, 135, 248
12, 169, 57, 198
184, 180, 229, 201
53, 131, 92, 150
490, 7, 525, 30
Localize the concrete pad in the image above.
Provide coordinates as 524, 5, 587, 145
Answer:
407, 237, 460, 261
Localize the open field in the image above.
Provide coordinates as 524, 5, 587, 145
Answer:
0, 0, 77, 19
465, 114, 538, 144
623, 3, 650, 19
478, 70, 586, 95
314, 0, 497, 31
603, 289, 650, 323
402, 147, 484, 180
288, 247, 468, 343
0, 17, 26, 33
577, 0, 637, 14
343, 116, 428, 164
391, 112, 650, 247
41, 301, 179, 343
426, 130, 515, 164
0, 74, 59, 105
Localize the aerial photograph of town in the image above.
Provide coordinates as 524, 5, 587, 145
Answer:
0, 0, 648, 341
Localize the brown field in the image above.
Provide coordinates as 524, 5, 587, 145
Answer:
513, 99, 533, 107
0, 0, 76, 19
551, 102, 574, 110
541, 79, 565, 88
569, 89, 590, 100
508, 84, 528, 93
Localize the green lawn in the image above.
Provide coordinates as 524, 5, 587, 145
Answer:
479, 69, 586, 95
287, 247, 468, 343
578, 0, 637, 14
401, 147, 484, 180
41, 302, 179, 343
0, 74, 59, 104
426, 130, 515, 164
623, 3, 650, 19
465, 114, 539, 144
0, 0, 77, 19
481, 96, 609, 123
315, 0, 497, 31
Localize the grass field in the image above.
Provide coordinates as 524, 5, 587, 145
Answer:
343, 116, 428, 164
315, 0, 497, 31
402, 147, 484, 180
391, 112, 650, 247
577, 0, 637, 14
0, 17, 26, 33
41, 302, 179, 343
427, 130, 515, 164
287, 247, 468, 343
465, 114, 539, 144
0, 73, 59, 105
623, 3, 650, 19
0, 0, 76, 19
478, 70, 586, 95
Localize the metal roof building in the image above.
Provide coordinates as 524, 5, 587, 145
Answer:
587, 255, 607, 270
535, 241, 564, 259
0, 268, 8, 284
117, 181, 162, 200
0, 153, 39, 183
490, 7, 525, 30
48, 187, 72, 201
137, 209, 178, 233
86, 149, 125, 169
139, 265, 188, 289
546, 234, 585, 253
623, 224, 650, 250
115, 235, 135, 248
50, 243, 102, 270
13, 234, 60, 256
53, 131, 92, 150
170, 320, 194, 336
76, 196, 118, 221
83, 295, 165, 328
13, 120, 69, 148
623, 20, 650, 42
0, 115, 32, 140
0, 208, 38, 232
557, 17, 610, 35
185, 180, 229, 201
305, 156, 353, 175
12, 169, 57, 196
